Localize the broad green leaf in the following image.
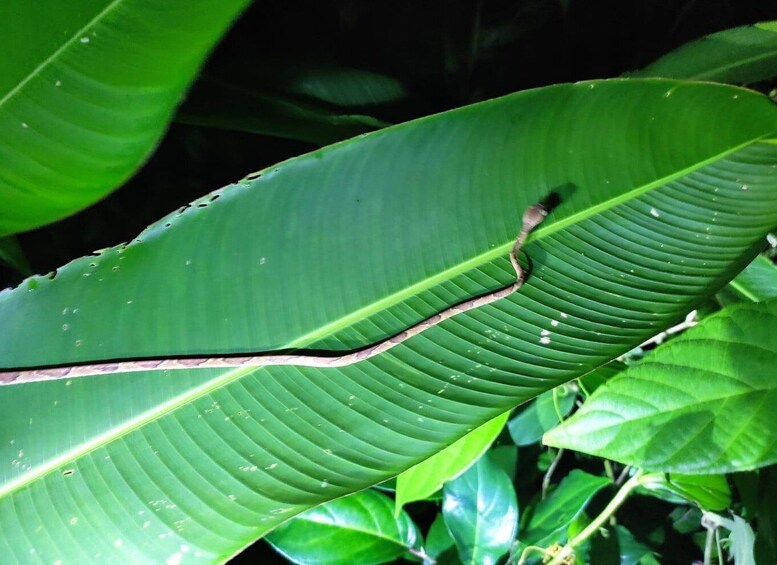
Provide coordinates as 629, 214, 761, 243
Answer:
507, 384, 576, 446
177, 77, 389, 146
0, 0, 250, 235
520, 470, 611, 546
723, 254, 777, 303
442, 453, 518, 565
424, 513, 456, 562
395, 412, 508, 513
3, 80, 777, 560
639, 474, 731, 511
265, 489, 420, 565
489, 445, 518, 481
632, 21, 777, 84
545, 299, 777, 473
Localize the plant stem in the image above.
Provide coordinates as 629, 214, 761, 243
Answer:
542, 448, 564, 498
546, 470, 647, 565
703, 525, 713, 565
515, 544, 549, 565
603, 459, 615, 482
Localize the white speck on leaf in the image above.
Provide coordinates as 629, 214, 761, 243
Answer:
649, 208, 660, 218
80, 36, 90, 43
540, 336, 551, 345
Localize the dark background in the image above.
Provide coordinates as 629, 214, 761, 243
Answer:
6, 0, 777, 288
5, 1, 777, 562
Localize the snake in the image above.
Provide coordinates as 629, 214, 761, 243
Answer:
0, 204, 547, 385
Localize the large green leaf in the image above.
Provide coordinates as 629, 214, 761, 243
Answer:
425, 513, 457, 562
2, 80, 777, 561
0, 0, 250, 235
519, 470, 611, 546
507, 384, 576, 446
725, 254, 777, 303
638, 473, 731, 511
442, 453, 518, 565
265, 489, 420, 565
395, 412, 508, 513
545, 299, 777, 473
632, 21, 777, 84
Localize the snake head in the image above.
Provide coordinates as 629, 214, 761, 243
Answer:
523, 203, 548, 231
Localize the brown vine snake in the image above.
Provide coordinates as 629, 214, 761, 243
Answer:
0, 203, 547, 385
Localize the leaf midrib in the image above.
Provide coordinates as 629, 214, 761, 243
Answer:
2, 119, 774, 500
688, 49, 777, 81
0, 0, 125, 109
284, 133, 774, 350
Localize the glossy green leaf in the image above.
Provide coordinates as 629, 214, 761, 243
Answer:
395, 412, 508, 513
520, 470, 611, 546
2, 80, 777, 560
639, 474, 731, 511
0, 0, 250, 235
442, 453, 518, 565
633, 21, 777, 84
266, 489, 420, 565
424, 513, 456, 562
508, 384, 576, 446
545, 299, 777, 473
177, 76, 389, 146
725, 255, 777, 303
489, 445, 518, 481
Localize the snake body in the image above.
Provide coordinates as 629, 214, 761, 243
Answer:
0, 204, 547, 385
